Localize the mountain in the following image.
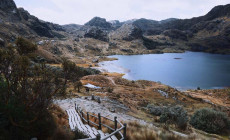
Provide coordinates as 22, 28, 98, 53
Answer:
0, 0, 66, 42
84, 17, 112, 30
1, 0, 230, 55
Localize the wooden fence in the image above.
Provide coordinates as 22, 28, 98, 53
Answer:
75, 103, 127, 140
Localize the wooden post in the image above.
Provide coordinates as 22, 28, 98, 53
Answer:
98, 113, 102, 130
114, 116, 117, 130
123, 123, 127, 140
92, 94, 95, 100
81, 111, 84, 122
87, 112, 90, 125
96, 134, 101, 140
75, 103, 78, 111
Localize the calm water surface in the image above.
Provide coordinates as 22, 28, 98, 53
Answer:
99, 52, 230, 90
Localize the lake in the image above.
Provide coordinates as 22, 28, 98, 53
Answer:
99, 52, 230, 90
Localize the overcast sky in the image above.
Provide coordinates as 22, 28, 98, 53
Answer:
14, 0, 230, 25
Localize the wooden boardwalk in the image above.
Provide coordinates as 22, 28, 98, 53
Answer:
66, 109, 118, 140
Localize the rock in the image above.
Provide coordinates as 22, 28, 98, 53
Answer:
37, 40, 44, 45
85, 17, 112, 29
84, 27, 109, 42
110, 24, 143, 41
92, 59, 99, 63
121, 49, 133, 53
163, 29, 188, 41
109, 20, 123, 29
0, 38, 5, 47
109, 108, 115, 113
109, 42, 117, 47
0, 0, 21, 21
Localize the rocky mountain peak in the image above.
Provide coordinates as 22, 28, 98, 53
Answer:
0, 0, 21, 21
205, 4, 230, 20
85, 17, 112, 29
0, 0, 17, 11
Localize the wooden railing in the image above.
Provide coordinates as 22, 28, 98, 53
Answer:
75, 103, 127, 140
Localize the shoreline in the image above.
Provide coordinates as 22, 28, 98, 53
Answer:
95, 54, 230, 91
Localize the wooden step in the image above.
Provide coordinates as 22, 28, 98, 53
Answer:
105, 133, 112, 140
66, 109, 118, 140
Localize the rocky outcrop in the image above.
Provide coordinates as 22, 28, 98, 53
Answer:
109, 20, 123, 29
0, 0, 21, 21
85, 17, 112, 29
18, 8, 65, 38
110, 24, 142, 41
84, 27, 109, 42
163, 29, 188, 41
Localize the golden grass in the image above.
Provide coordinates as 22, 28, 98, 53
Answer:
48, 104, 75, 140
101, 72, 125, 78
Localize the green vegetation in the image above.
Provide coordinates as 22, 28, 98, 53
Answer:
0, 38, 99, 139
190, 108, 230, 134
0, 45, 63, 139
160, 106, 188, 130
16, 37, 38, 55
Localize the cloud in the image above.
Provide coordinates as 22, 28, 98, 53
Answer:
14, 0, 230, 25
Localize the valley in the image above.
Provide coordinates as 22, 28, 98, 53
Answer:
0, 0, 230, 139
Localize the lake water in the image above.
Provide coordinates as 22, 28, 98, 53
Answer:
99, 52, 230, 90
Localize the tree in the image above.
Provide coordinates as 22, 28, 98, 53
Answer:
0, 46, 63, 139
16, 37, 38, 55
74, 81, 83, 93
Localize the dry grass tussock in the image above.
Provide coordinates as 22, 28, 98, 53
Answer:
82, 112, 181, 140
48, 104, 75, 140
126, 121, 181, 140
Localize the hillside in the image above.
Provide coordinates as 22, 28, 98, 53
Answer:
64, 4, 230, 54
1, 0, 230, 56
0, 1, 230, 140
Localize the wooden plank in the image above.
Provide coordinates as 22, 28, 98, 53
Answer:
67, 108, 118, 140
98, 130, 107, 138
105, 133, 112, 140
111, 135, 118, 140
72, 109, 89, 133
70, 109, 85, 132
69, 109, 77, 130
66, 110, 74, 130
85, 125, 96, 138
91, 127, 99, 135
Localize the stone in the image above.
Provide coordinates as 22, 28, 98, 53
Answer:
92, 59, 99, 63
0, 38, 5, 46
109, 108, 115, 113
84, 27, 109, 42
85, 17, 112, 29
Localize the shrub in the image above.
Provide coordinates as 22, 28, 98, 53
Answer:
0, 47, 64, 139
160, 106, 188, 130
16, 37, 38, 55
190, 108, 230, 134
107, 87, 114, 93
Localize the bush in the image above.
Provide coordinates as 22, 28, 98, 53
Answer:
0, 46, 64, 139
16, 37, 38, 55
190, 108, 230, 134
160, 106, 188, 130
107, 87, 114, 93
